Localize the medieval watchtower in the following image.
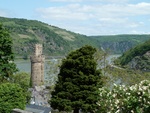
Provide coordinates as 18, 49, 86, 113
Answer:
30, 44, 45, 87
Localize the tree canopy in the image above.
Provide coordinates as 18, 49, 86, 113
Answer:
50, 45, 103, 113
0, 24, 17, 81
10, 72, 31, 103
0, 83, 26, 113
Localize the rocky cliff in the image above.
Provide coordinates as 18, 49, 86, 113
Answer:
129, 51, 150, 71
115, 39, 150, 71
101, 41, 133, 54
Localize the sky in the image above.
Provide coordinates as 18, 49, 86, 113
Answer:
0, 0, 150, 36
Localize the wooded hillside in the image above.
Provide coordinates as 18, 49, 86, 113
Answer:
0, 16, 150, 58
115, 39, 150, 71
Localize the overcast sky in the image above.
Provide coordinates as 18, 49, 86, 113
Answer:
0, 0, 150, 35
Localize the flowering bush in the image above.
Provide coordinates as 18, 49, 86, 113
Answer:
98, 80, 150, 113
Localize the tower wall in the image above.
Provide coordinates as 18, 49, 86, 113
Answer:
34, 44, 42, 56
30, 44, 45, 87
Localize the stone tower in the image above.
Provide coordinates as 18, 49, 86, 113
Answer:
30, 44, 45, 87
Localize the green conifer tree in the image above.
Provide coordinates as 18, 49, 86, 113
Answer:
50, 45, 103, 113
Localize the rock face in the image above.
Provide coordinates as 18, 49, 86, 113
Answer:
30, 85, 50, 107
101, 41, 133, 54
128, 51, 150, 71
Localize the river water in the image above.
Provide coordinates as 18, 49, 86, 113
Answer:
15, 59, 61, 85
15, 55, 120, 85
15, 55, 120, 72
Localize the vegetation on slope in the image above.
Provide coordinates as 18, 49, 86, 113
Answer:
114, 39, 150, 70
0, 16, 96, 57
90, 35, 150, 54
1, 16, 150, 58
90, 35, 150, 43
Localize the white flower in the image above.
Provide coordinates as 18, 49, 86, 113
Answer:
115, 99, 119, 104
126, 92, 130, 95
115, 109, 120, 113
137, 91, 141, 95
113, 93, 116, 98
98, 80, 150, 113
142, 86, 147, 90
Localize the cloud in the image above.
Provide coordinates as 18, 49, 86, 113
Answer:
37, 4, 93, 21
127, 2, 150, 15
128, 22, 144, 28
98, 18, 129, 24
48, 0, 82, 2
37, 2, 150, 20
36, 2, 150, 35
48, 0, 129, 3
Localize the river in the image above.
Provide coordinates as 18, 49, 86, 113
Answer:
15, 55, 120, 85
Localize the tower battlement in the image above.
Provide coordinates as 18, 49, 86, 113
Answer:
30, 44, 45, 87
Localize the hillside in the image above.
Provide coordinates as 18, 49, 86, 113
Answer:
90, 35, 150, 54
0, 17, 96, 58
115, 39, 150, 71
0, 16, 150, 58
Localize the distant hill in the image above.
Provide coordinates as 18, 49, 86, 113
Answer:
115, 39, 150, 71
0, 17, 96, 58
89, 35, 150, 54
0, 16, 150, 58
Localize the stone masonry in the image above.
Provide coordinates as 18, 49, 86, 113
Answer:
30, 44, 45, 87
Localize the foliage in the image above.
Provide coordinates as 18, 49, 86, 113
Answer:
10, 72, 31, 103
98, 80, 150, 113
0, 24, 18, 81
90, 35, 150, 54
0, 83, 26, 113
104, 66, 150, 87
115, 39, 150, 66
90, 35, 150, 43
0, 16, 97, 57
50, 45, 103, 113
130, 54, 150, 71
1, 16, 150, 57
